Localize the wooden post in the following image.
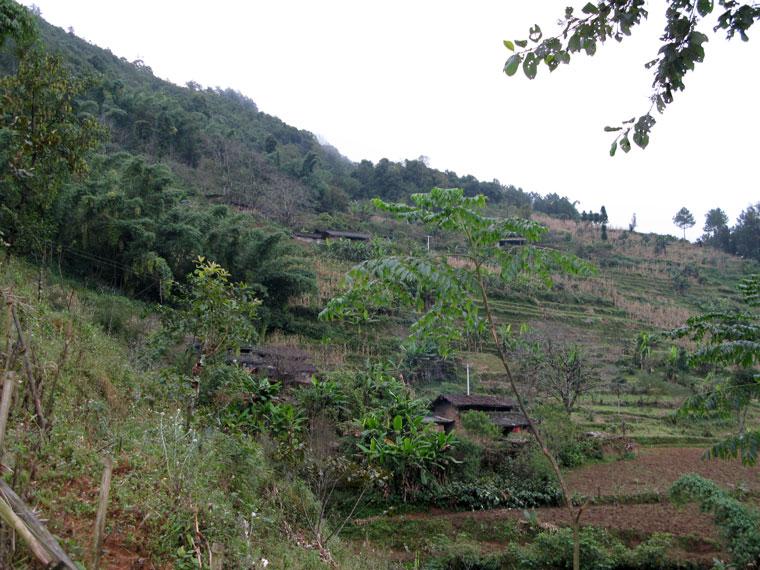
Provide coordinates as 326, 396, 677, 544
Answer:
0, 480, 78, 569
9, 301, 47, 432
210, 542, 225, 570
92, 456, 114, 570
0, 372, 15, 451
0, 494, 53, 566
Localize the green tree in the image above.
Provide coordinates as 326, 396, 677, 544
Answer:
673, 207, 696, 239
634, 331, 655, 370
0, 0, 35, 50
161, 257, 261, 422
0, 46, 102, 250
703, 207, 729, 237
321, 187, 590, 569
503, 1, 760, 153
672, 274, 760, 464
733, 203, 760, 261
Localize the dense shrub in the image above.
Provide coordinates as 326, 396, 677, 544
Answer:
510, 528, 675, 570
461, 410, 502, 439
536, 406, 603, 468
323, 237, 389, 262
670, 474, 760, 567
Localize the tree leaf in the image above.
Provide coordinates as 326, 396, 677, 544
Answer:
582, 2, 599, 14
620, 136, 631, 153
567, 34, 581, 52
515, 39, 528, 48
504, 54, 521, 76
609, 141, 617, 157
529, 24, 542, 43
503, 39, 515, 51
697, 0, 713, 16
522, 53, 538, 79
604, 126, 622, 132
632, 131, 649, 149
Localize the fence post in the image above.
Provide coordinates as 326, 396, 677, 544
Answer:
0, 372, 15, 451
92, 456, 114, 570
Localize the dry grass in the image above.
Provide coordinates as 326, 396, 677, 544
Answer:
532, 212, 741, 269
616, 297, 693, 329
265, 331, 349, 371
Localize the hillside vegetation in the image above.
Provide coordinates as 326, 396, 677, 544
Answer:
1, 2, 759, 569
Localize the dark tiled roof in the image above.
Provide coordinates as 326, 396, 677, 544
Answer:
432, 394, 518, 411
490, 413, 531, 428
230, 345, 316, 385
321, 230, 371, 240
423, 415, 455, 425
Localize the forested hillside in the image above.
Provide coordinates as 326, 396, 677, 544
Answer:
2, 2, 760, 569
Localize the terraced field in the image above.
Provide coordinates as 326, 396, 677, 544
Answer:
349, 447, 758, 566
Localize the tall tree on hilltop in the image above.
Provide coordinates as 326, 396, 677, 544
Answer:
733, 203, 760, 261
703, 207, 729, 238
673, 207, 696, 239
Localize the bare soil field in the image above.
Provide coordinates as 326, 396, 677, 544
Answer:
566, 446, 760, 496
354, 447, 760, 565
357, 503, 722, 565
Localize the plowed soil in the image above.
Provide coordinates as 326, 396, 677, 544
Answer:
355, 447, 760, 565
566, 446, 760, 496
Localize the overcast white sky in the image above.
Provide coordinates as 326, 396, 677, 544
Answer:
24, 1, 759, 239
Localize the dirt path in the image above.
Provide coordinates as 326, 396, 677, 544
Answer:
360, 502, 717, 541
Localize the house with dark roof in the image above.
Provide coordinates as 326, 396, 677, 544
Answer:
498, 234, 527, 247
230, 346, 317, 387
293, 229, 371, 243
320, 230, 371, 241
429, 394, 531, 435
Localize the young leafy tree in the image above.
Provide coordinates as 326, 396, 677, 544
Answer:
161, 257, 261, 422
672, 274, 760, 464
321, 187, 591, 569
633, 331, 655, 370
503, 1, 759, 154
673, 206, 696, 239
0, 42, 103, 250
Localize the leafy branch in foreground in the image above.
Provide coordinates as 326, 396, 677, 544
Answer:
503, 0, 760, 154
321, 187, 592, 570
671, 273, 760, 464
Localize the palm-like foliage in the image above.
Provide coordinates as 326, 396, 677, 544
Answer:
673, 274, 760, 464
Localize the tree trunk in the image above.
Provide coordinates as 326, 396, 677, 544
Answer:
474, 263, 582, 570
